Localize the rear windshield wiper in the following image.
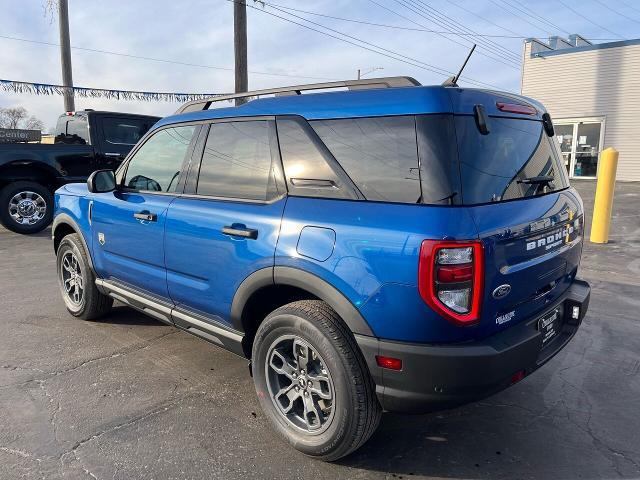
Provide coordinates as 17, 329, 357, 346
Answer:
517, 175, 555, 186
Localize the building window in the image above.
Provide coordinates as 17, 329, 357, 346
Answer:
554, 118, 604, 179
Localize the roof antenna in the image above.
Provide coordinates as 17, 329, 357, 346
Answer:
442, 44, 476, 87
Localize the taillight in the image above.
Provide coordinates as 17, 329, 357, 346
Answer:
418, 240, 484, 326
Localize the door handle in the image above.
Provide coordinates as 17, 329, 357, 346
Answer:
222, 225, 258, 239
134, 211, 157, 222
105, 152, 124, 158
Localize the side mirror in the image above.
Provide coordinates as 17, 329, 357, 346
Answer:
87, 169, 116, 193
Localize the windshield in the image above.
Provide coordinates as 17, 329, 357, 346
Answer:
455, 116, 569, 204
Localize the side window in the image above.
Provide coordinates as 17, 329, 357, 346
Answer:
276, 118, 354, 200
102, 117, 153, 146
54, 117, 67, 137
124, 125, 196, 192
65, 117, 89, 145
196, 121, 278, 201
311, 116, 421, 203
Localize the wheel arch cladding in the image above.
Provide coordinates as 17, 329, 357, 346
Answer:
231, 266, 374, 357
52, 214, 95, 271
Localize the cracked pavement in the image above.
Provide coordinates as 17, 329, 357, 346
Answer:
0, 180, 639, 479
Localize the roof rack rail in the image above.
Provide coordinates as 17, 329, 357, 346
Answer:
175, 76, 421, 114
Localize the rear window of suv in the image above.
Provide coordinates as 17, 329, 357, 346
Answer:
307, 114, 567, 206
455, 116, 569, 204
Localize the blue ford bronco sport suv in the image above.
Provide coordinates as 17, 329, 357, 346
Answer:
52, 77, 590, 461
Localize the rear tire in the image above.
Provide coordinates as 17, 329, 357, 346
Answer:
0, 181, 53, 234
252, 300, 381, 461
56, 233, 113, 320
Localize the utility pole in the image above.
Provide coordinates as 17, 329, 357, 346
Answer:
234, 0, 248, 106
58, 0, 75, 112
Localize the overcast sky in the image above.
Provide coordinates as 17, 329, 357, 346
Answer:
1, 0, 638, 132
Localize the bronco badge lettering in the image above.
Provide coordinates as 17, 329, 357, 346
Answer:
526, 222, 578, 252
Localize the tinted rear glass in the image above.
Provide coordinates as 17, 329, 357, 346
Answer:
416, 115, 460, 204
455, 116, 568, 204
311, 116, 421, 203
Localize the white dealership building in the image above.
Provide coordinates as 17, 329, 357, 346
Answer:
521, 36, 640, 181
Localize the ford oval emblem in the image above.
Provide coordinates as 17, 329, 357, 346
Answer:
492, 284, 511, 299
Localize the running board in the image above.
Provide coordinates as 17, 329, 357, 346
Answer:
95, 279, 245, 357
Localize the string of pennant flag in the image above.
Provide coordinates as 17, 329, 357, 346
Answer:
0, 78, 228, 103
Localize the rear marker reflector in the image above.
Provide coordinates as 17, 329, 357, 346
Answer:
511, 370, 526, 385
376, 355, 403, 371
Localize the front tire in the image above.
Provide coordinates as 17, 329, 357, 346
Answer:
56, 233, 113, 320
0, 181, 53, 234
252, 300, 381, 461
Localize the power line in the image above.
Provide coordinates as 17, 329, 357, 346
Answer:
368, 0, 518, 72
444, 0, 521, 37
592, 0, 640, 25
0, 34, 338, 82
411, 0, 521, 62
409, 0, 521, 63
618, 0, 640, 16
486, 0, 553, 36
556, 0, 626, 40
370, 0, 487, 55
392, 0, 520, 68
238, 0, 507, 89
248, 2, 453, 77
256, 1, 618, 39
397, 0, 520, 66
498, 0, 571, 35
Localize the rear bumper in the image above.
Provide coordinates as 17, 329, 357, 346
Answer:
356, 279, 590, 413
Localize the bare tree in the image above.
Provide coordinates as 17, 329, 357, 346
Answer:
0, 107, 45, 131
43, 0, 58, 23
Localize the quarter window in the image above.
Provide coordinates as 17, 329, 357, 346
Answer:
311, 116, 422, 203
124, 125, 196, 192
276, 118, 353, 200
196, 121, 278, 201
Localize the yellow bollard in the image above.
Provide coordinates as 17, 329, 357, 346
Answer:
590, 147, 619, 244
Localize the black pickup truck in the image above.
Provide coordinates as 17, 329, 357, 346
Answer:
0, 110, 159, 234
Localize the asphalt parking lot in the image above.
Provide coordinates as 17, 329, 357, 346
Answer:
1, 180, 639, 480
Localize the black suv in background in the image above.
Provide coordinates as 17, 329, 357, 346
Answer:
0, 110, 159, 234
